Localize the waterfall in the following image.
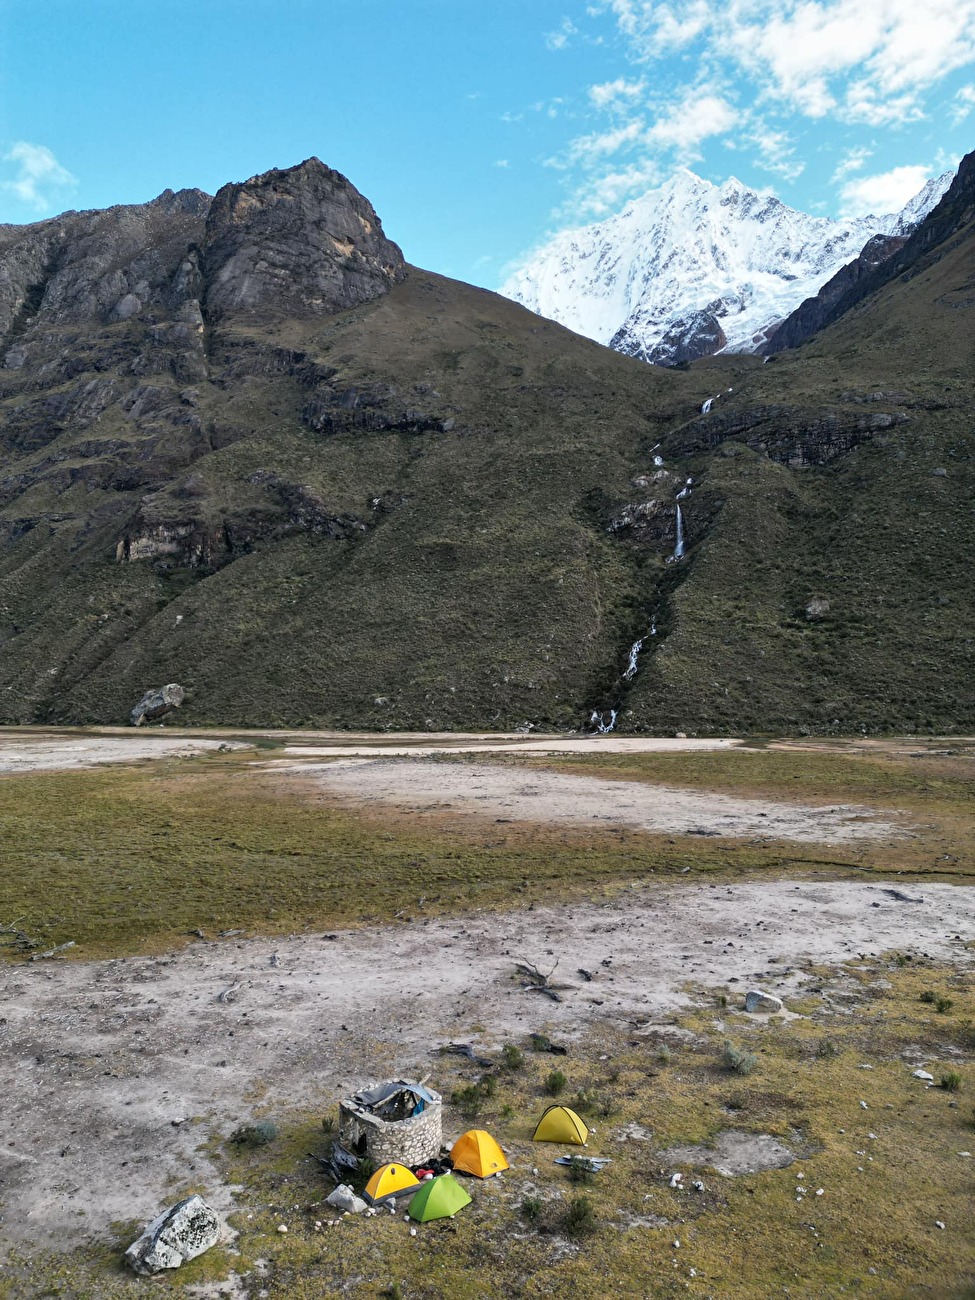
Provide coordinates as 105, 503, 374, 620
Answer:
700, 397, 714, 415
623, 636, 645, 680
589, 709, 617, 733
674, 504, 686, 560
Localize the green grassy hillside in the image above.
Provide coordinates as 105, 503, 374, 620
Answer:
0, 157, 973, 732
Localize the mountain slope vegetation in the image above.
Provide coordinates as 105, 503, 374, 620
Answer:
0, 153, 972, 733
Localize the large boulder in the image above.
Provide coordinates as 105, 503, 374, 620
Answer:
744, 989, 784, 1014
124, 1195, 220, 1275
130, 683, 185, 726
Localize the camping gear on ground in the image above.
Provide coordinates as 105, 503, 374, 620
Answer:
363, 1163, 421, 1205
532, 1105, 589, 1145
350, 1080, 438, 1120
407, 1173, 472, 1222
554, 1155, 611, 1170
450, 1129, 509, 1178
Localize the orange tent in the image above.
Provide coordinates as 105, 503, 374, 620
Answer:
450, 1129, 509, 1178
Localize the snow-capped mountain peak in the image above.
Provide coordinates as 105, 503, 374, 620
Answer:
501, 169, 953, 365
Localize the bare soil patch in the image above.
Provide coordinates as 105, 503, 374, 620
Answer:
1, 877, 970, 1252
0, 732, 245, 773
275, 757, 908, 845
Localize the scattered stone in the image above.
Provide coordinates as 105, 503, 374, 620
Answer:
325, 1185, 367, 1214
913, 1070, 934, 1081
935, 1220, 946, 1229
130, 683, 186, 726
805, 597, 830, 620
277, 1224, 288, 1234
124, 1195, 220, 1275
745, 989, 784, 1014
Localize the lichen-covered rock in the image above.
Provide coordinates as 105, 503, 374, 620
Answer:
124, 1195, 220, 1275
745, 989, 784, 1014
130, 683, 185, 726
325, 1184, 367, 1214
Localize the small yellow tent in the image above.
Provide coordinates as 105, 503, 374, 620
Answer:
532, 1105, 589, 1145
450, 1129, 509, 1178
364, 1163, 421, 1204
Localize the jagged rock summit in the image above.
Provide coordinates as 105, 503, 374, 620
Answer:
502, 168, 952, 365
203, 158, 405, 320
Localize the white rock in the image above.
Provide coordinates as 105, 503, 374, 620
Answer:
325, 1184, 367, 1215
745, 989, 784, 1014
913, 1070, 935, 1081
669, 1173, 683, 1188
936, 1220, 946, 1230
124, 1196, 220, 1275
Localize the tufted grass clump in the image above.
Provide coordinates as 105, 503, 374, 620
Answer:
229, 1119, 278, 1147
501, 1044, 525, 1071
723, 1041, 758, 1076
941, 1071, 962, 1092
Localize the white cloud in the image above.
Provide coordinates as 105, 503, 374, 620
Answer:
569, 159, 665, 217
545, 17, 578, 50
589, 76, 646, 108
603, 0, 975, 124
839, 163, 932, 216
830, 146, 872, 183
951, 84, 975, 125
1, 141, 76, 211
558, 118, 646, 167
645, 92, 736, 153
494, 159, 511, 168
746, 123, 804, 180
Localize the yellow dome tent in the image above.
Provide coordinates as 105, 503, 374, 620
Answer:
364, 1162, 421, 1204
532, 1105, 589, 1145
450, 1129, 509, 1178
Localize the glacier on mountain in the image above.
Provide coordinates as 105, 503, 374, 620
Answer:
501, 169, 952, 365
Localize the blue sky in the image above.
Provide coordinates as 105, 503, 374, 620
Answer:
1, 0, 973, 288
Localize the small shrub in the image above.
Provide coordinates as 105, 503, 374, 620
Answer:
562, 1195, 598, 1239
229, 1119, 278, 1147
920, 990, 937, 1004
520, 1194, 543, 1223
941, 1071, 962, 1092
718, 993, 728, 1008
565, 1156, 595, 1185
502, 1044, 525, 1071
479, 1072, 497, 1099
321, 1113, 336, 1134
935, 996, 954, 1014
723, 1041, 758, 1076
658, 1044, 672, 1066
386, 1286, 403, 1300
573, 1088, 614, 1118
817, 1038, 838, 1059
451, 1084, 483, 1120
544, 1069, 568, 1096
499, 1103, 514, 1120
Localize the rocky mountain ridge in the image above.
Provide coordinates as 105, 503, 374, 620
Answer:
502, 168, 952, 365
0, 151, 973, 734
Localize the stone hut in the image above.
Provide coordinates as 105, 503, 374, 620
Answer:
337, 1079, 442, 1167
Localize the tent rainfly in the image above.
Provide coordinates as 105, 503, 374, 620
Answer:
407, 1173, 472, 1222
450, 1129, 509, 1178
532, 1105, 589, 1145
364, 1163, 421, 1204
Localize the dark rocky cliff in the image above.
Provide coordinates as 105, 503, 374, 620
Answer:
765, 148, 975, 354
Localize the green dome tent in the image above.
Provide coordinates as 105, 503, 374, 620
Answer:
407, 1173, 472, 1222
